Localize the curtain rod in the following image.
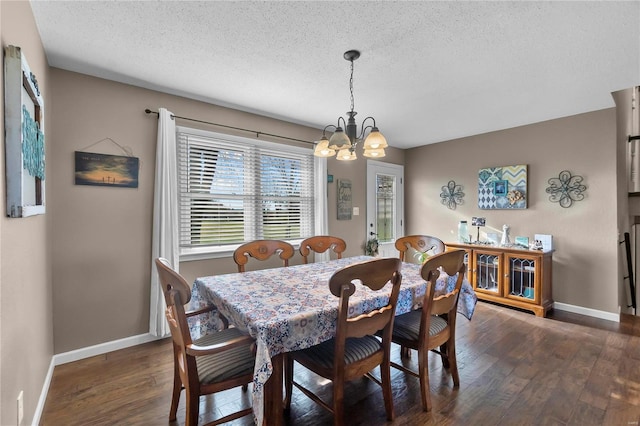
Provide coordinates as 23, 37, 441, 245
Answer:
144, 109, 315, 146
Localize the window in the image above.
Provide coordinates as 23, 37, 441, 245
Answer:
177, 127, 315, 259
375, 173, 395, 242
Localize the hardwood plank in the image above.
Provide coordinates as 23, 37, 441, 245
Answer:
567, 400, 606, 425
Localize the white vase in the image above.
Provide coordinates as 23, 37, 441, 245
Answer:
500, 224, 511, 246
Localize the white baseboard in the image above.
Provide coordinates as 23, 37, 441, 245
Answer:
32, 357, 55, 426
554, 302, 620, 323
53, 333, 164, 366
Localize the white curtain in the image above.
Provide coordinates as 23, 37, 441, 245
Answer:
314, 156, 330, 261
149, 108, 178, 337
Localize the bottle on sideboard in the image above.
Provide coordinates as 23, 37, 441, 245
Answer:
458, 220, 468, 243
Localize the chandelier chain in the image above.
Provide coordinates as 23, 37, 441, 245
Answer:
349, 59, 355, 113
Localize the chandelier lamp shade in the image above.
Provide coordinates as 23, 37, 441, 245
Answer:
314, 50, 388, 160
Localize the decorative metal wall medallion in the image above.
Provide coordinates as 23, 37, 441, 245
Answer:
546, 170, 586, 208
440, 180, 464, 210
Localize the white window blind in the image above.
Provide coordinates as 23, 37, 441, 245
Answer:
177, 127, 314, 257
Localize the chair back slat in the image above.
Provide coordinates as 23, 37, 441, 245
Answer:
233, 239, 295, 272
345, 305, 395, 339
164, 289, 193, 356
431, 291, 460, 316
395, 235, 445, 262
331, 258, 402, 342
155, 257, 192, 307
299, 235, 346, 263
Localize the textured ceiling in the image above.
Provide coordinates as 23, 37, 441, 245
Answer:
29, 1, 640, 149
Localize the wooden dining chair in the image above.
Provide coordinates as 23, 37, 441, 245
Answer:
299, 235, 346, 263
233, 239, 295, 272
395, 235, 445, 263
284, 258, 403, 426
389, 249, 466, 412
155, 258, 256, 425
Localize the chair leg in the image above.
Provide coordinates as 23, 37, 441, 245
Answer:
401, 345, 411, 359
284, 354, 294, 410
448, 339, 460, 387
185, 390, 200, 426
170, 350, 182, 421
380, 361, 394, 421
440, 343, 449, 368
333, 379, 345, 426
418, 347, 432, 412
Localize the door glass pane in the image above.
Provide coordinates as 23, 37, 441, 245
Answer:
376, 174, 395, 242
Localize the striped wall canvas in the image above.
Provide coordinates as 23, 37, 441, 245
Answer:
478, 164, 527, 209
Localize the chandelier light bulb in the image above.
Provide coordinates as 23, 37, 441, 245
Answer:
363, 148, 386, 158
314, 137, 336, 157
336, 148, 357, 161
363, 127, 388, 150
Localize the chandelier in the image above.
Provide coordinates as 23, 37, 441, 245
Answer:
314, 50, 388, 161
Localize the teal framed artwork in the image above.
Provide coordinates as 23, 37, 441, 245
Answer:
4, 46, 46, 217
478, 164, 527, 209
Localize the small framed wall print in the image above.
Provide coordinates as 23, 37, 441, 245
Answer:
337, 179, 352, 220
472, 217, 486, 227
493, 180, 508, 196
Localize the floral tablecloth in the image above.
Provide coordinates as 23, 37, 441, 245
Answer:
189, 256, 477, 425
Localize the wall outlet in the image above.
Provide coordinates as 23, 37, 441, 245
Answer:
17, 390, 24, 426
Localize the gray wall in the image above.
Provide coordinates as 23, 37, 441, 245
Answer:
1, 2, 53, 425
404, 109, 619, 314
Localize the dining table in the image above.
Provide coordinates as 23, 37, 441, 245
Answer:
189, 255, 477, 426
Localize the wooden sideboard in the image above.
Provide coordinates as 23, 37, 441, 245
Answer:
446, 243, 553, 317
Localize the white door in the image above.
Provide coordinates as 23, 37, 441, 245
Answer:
366, 161, 404, 258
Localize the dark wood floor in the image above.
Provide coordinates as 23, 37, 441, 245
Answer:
41, 302, 640, 425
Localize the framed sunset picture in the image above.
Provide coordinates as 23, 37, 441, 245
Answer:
74, 151, 139, 188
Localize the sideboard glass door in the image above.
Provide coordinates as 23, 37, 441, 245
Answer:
472, 249, 502, 296
505, 253, 539, 303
